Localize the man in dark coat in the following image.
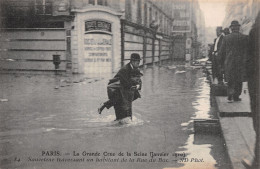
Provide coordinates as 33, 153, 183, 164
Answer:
212, 27, 225, 84
242, 11, 260, 169
218, 20, 248, 102
98, 53, 142, 120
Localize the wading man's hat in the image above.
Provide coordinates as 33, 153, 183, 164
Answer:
130, 53, 142, 61
229, 20, 240, 27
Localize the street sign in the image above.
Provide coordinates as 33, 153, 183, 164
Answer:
172, 1, 191, 32
85, 20, 112, 33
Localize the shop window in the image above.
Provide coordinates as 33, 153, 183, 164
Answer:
35, 0, 52, 15
137, 0, 142, 24
89, 0, 95, 5
144, 3, 147, 26
97, 0, 108, 5
89, 0, 108, 6
149, 7, 152, 25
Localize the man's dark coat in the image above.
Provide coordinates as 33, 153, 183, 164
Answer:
218, 32, 248, 83
212, 34, 225, 79
110, 63, 141, 120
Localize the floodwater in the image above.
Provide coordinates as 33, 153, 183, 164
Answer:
0, 65, 231, 169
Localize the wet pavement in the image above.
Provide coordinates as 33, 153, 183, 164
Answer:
0, 66, 231, 169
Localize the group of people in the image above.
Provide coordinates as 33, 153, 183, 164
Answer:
210, 14, 259, 169
210, 19, 257, 104
96, 13, 259, 168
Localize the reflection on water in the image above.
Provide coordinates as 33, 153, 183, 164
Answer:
174, 67, 230, 169
0, 66, 231, 169
192, 77, 212, 119
175, 134, 216, 169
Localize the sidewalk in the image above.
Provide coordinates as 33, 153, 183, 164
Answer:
210, 75, 255, 169
215, 92, 255, 169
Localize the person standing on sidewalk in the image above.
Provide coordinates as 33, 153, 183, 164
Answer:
242, 11, 260, 169
212, 26, 225, 84
98, 53, 142, 121
218, 27, 230, 83
218, 20, 248, 102
223, 27, 230, 36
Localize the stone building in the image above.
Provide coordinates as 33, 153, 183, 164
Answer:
0, 0, 205, 75
171, 0, 206, 61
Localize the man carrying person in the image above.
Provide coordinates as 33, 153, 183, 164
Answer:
98, 53, 142, 121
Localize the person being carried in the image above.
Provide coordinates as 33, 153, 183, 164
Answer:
98, 53, 143, 120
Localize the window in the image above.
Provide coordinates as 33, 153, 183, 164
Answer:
149, 7, 152, 25
144, 3, 147, 26
137, 0, 142, 24
159, 14, 162, 32
89, 0, 108, 6
35, 0, 52, 15
89, 0, 95, 5
155, 11, 158, 22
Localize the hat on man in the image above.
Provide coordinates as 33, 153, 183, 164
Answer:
130, 53, 142, 61
229, 20, 240, 27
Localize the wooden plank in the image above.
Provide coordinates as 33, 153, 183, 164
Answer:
146, 51, 152, 57
0, 61, 66, 70
219, 117, 255, 169
146, 44, 152, 50
124, 42, 143, 51
0, 51, 66, 60
125, 33, 144, 43
216, 96, 251, 117
234, 117, 255, 155
154, 50, 159, 56
0, 41, 66, 50
215, 95, 251, 117
0, 30, 66, 40
211, 84, 227, 96
124, 51, 143, 60
194, 119, 220, 134
145, 57, 152, 64
161, 55, 169, 60
161, 51, 170, 56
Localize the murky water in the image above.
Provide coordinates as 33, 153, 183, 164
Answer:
0, 66, 231, 169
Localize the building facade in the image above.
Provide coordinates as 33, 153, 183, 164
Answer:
0, 0, 205, 75
222, 0, 260, 35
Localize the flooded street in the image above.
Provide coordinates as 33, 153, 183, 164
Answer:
0, 66, 231, 169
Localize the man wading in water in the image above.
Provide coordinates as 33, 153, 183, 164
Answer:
98, 53, 143, 121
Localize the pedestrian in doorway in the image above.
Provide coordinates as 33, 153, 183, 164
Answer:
242, 11, 260, 169
218, 20, 248, 102
98, 53, 143, 121
212, 26, 225, 84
